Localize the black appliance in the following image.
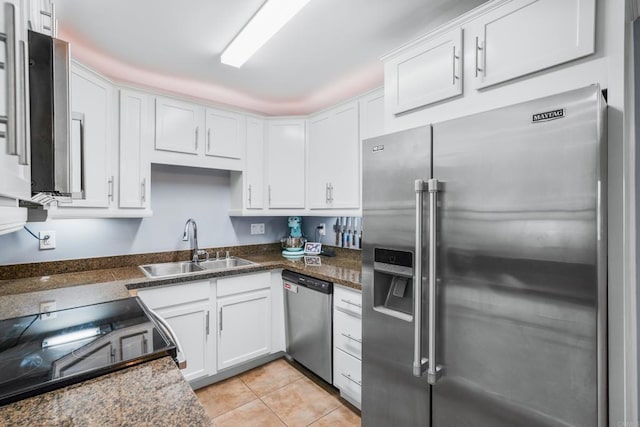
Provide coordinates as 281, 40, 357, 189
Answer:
0, 297, 181, 406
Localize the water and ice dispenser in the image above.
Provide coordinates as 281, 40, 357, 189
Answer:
372, 248, 414, 320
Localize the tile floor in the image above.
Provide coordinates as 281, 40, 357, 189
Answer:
195, 358, 361, 426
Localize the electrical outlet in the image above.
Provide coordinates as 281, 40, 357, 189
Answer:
318, 223, 326, 236
40, 301, 57, 320
251, 223, 265, 235
39, 231, 56, 250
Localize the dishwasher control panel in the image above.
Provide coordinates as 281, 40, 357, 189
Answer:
282, 270, 333, 294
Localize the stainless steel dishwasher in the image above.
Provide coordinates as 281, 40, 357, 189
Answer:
282, 270, 333, 384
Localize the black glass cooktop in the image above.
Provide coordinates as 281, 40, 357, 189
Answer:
0, 297, 176, 406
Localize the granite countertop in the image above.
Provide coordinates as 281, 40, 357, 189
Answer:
0, 248, 362, 304
0, 245, 362, 424
0, 357, 210, 427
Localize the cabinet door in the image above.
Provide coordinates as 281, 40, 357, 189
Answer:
217, 289, 271, 370
245, 117, 264, 209
157, 301, 213, 382
0, 0, 30, 204
329, 103, 359, 209
155, 97, 202, 155
61, 65, 113, 208
471, 0, 595, 89
265, 120, 305, 209
119, 90, 151, 209
359, 89, 385, 140
307, 113, 332, 208
385, 27, 462, 115
205, 108, 243, 160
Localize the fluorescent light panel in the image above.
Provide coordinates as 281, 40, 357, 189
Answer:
221, 0, 311, 68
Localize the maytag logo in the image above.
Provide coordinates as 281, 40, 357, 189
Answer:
372, 145, 384, 152
532, 108, 565, 123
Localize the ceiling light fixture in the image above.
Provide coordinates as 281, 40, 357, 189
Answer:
221, 0, 311, 68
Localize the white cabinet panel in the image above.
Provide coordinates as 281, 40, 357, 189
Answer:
307, 114, 332, 208
205, 108, 243, 160
333, 286, 362, 409
471, 0, 595, 89
137, 280, 214, 383
266, 119, 305, 209
245, 117, 264, 209
61, 64, 113, 208
157, 302, 213, 382
155, 97, 202, 155
308, 102, 359, 210
333, 348, 362, 407
359, 89, 385, 140
217, 289, 271, 370
119, 90, 151, 209
386, 27, 463, 115
0, 0, 30, 232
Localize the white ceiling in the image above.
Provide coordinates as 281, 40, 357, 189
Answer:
55, 0, 487, 115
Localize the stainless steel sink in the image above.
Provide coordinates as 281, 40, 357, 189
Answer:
139, 261, 204, 278
199, 257, 255, 270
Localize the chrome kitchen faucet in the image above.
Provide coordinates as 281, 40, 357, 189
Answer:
182, 218, 208, 263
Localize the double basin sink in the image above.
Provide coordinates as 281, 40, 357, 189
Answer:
140, 257, 255, 279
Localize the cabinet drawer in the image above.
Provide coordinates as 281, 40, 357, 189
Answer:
137, 280, 210, 309
334, 286, 362, 318
333, 347, 361, 405
334, 309, 362, 360
217, 272, 270, 297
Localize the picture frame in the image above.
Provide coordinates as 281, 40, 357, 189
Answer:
304, 256, 322, 266
304, 242, 322, 255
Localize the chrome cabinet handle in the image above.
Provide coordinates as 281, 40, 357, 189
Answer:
427, 178, 443, 384
325, 183, 330, 204
341, 373, 362, 386
3, 3, 17, 156
452, 46, 459, 85
341, 333, 362, 344
108, 176, 114, 202
413, 179, 428, 377
336, 306, 361, 319
207, 128, 211, 152
475, 37, 484, 77
205, 310, 210, 336
268, 185, 272, 206
219, 308, 223, 332
18, 40, 28, 165
195, 126, 199, 150
329, 183, 334, 203
248, 184, 252, 206
141, 178, 146, 204
341, 299, 361, 308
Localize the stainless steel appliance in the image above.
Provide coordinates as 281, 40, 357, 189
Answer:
0, 297, 184, 406
283, 270, 333, 383
361, 85, 607, 426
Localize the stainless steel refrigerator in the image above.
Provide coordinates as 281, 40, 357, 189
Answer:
361, 85, 607, 427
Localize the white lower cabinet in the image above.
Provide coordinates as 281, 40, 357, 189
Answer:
137, 280, 215, 382
333, 285, 362, 408
216, 272, 272, 370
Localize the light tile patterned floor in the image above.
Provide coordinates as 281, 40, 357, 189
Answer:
195, 358, 361, 427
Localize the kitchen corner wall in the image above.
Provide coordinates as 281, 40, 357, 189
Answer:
301, 216, 362, 249
0, 164, 289, 266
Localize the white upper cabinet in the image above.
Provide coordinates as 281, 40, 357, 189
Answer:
385, 27, 463, 115
245, 117, 264, 210
119, 89, 151, 210
308, 101, 360, 210
469, 0, 595, 89
0, 0, 30, 235
26, 0, 53, 35
359, 89, 385, 140
60, 63, 113, 209
155, 97, 203, 155
205, 108, 244, 160
265, 119, 305, 209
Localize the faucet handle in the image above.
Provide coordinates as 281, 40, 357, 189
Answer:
216, 251, 221, 260
195, 250, 209, 262
225, 251, 230, 259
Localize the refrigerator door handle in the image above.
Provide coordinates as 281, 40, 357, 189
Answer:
427, 178, 443, 384
413, 179, 428, 377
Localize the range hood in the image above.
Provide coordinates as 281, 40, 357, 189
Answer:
28, 29, 83, 201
